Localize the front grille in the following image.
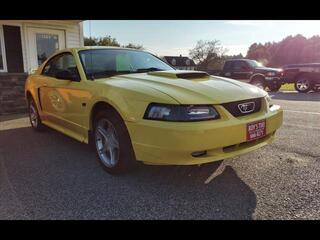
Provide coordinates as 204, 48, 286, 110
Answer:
222, 98, 262, 117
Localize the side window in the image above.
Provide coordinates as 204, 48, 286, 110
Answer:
42, 53, 80, 81
42, 55, 58, 77
233, 61, 250, 71
224, 61, 233, 71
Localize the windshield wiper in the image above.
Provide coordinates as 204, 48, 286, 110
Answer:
104, 70, 133, 76
88, 68, 165, 80
135, 67, 165, 73
89, 70, 133, 80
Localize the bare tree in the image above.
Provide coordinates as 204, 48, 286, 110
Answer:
189, 40, 228, 70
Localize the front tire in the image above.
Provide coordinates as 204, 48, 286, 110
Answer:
268, 83, 282, 92
295, 76, 313, 93
251, 77, 266, 90
28, 97, 45, 131
93, 109, 136, 174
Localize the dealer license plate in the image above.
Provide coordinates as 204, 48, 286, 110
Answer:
246, 119, 266, 141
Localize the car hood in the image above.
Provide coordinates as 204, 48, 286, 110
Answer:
107, 70, 267, 104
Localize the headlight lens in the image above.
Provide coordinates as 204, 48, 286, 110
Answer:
144, 103, 220, 121
265, 95, 273, 108
279, 69, 284, 76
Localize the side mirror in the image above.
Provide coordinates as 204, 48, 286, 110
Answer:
55, 70, 79, 81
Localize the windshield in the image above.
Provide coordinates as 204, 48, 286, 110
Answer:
248, 60, 264, 68
79, 49, 174, 79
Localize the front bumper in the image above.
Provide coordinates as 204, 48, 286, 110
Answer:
265, 76, 284, 85
265, 76, 281, 81
126, 102, 283, 165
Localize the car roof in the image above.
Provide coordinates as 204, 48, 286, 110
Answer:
51, 46, 152, 58
283, 63, 320, 68
62, 46, 148, 53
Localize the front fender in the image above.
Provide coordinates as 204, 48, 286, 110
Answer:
250, 73, 265, 82
85, 81, 179, 131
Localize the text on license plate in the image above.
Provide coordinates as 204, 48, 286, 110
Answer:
246, 119, 266, 141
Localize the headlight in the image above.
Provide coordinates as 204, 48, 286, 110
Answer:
144, 103, 220, 121
265, 95, 273, 108
266, 72, 276, 76
279, 69, 284, 76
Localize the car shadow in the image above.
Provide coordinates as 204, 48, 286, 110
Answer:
270, 91, 320, 101
124, 163, 257, 219
0, 126, 257, 220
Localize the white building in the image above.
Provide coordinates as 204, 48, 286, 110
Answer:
0, 20, 84, 115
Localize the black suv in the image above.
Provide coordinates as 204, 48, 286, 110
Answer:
214, 59, 284, 91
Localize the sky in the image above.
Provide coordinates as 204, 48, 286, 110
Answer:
83, 20, 320, 57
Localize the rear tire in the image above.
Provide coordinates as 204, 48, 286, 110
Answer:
28, 97, 45, 131
251, 77, 266, 90
295, 76, 313, 93
93, 109, 136, 174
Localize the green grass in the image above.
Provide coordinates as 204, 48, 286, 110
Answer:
279, 83, 295, 91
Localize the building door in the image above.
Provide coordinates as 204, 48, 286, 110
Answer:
27, 27, 65, 72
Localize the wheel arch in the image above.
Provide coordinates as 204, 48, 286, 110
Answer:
26, 90, 33, 101
249, 73, 265, 83
25, 88, 42, 111
89, 100, 126, 132
295, 72, 313, 82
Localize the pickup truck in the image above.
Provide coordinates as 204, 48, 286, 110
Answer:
208, 59, 284, 92
282, 63, 320, 93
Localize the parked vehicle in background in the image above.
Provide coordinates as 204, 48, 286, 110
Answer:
208, 59, 284, 92
282, 63, 320, 93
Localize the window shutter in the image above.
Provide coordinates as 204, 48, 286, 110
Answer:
3, 25, 24, 73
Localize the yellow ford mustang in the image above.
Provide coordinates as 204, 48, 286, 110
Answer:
25, 47, 283, 174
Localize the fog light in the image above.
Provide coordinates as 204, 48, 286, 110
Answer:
191, 151, 207, 157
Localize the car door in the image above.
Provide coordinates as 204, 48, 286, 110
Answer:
39, 52, 90, 140
221, 61, 232, 78
231, 61, 252, 82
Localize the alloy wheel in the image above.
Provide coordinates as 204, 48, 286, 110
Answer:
29, 100, 38, 128
95, 119, 120, 168
296, 78, 310, 91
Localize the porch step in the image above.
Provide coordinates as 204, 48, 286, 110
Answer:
0, 73, 28, 115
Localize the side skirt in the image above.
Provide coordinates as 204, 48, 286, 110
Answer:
42, 120, 89, 144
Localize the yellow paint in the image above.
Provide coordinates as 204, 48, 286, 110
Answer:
25, 47, 283, 165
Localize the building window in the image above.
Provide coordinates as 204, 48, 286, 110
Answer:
36, 33, 59, 65
0, 25, 8, 72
